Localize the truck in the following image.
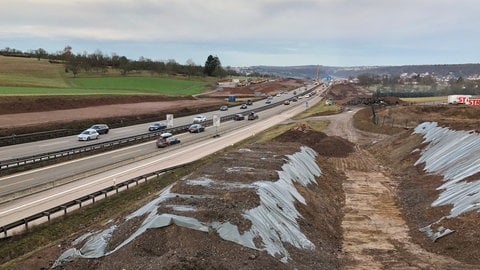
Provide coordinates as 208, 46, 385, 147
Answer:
448, 95, 472, 104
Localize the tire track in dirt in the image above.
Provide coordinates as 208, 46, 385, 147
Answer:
321, 109, 476, 269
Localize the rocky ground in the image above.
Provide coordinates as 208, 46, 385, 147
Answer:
2, 83, 480, 269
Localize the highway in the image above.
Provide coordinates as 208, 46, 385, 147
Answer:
0, 85, 324, 234
0, 91, 298, 161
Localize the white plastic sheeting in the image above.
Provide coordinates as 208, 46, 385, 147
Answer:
413, 122, 480, 240
53, 146, 322, 267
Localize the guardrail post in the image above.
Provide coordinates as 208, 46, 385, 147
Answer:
24, 219, 29, 232
75, 199, 82, 208
43, 211, 51, 222
61, 206, 67, 216
115, 185, 119, 194
2, 226, 6, 237
89, 195, 95, 204
102, 191, 108, 198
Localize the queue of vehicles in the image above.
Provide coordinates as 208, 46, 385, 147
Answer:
75, 87, 313, 147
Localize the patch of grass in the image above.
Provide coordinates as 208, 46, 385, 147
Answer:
401, 96, 448, 103
68, 77, 209, 95
0, 56, 210, 96
0, 77, 209, 96
352, 107, 406, 135
0, 86, 143, 95
0, 57, 68, 88
292, 102, 341, 120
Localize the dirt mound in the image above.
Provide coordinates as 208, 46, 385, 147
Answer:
205, 78, 304, 97
274, 124, 355, 157
0, 95, 196, 115
37, 143, 345, 270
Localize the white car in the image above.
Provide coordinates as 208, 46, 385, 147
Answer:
193, 115, 206, 123
78, 128, 100, 141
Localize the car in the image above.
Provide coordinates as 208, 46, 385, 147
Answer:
193, 115, 207, 123
240, 104, 247, 109
265, 99, 271, 104
284, 100, 290, 105
247, 112, 259, 120
89, 124, 109, 134
246, 99, 253, 105
156, 132, 180, 148
78, 129, 99, 141
189, 124, 205, 133
149, 122, 167, 132
220, 105, 228, 111
291, 97, 298, 102
233, 113, 245, 121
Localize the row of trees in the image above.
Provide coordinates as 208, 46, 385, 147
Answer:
356, 73, 436, 86
359, 72, 480, 97
0, 46, 237, 78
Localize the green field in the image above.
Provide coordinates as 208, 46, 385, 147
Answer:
0, 56, 209, 96
400, 96, 448, 103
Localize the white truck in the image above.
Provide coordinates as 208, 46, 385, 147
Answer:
447, 95, 472, 104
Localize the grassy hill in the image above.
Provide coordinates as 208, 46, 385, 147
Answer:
0, 56, 211, 96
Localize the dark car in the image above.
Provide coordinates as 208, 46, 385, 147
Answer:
188, 124, 205, 133
156, 132, 180, 148
240, 104, 247, 109
89, 124, 109, 134
247, 112, 259, 120
220, 105, 228, 111
246, 99, 253, 105
233, 113, 245, 121
149, 122, 167, 132
284, 100, 290, 105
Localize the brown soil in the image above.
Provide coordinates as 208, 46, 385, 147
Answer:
4, 83, 480, 269
0, 79, 305, 136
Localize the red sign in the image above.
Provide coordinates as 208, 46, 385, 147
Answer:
458, 96, 469, 103
467, 98, 480, 106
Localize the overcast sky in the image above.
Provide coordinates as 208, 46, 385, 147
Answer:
1, 0, 479, 67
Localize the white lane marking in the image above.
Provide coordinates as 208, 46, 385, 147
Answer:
0, 96, 319, 216
0, 140, 155, 182
0, 122, 264, 216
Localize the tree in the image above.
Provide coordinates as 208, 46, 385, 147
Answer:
62, 45, 73, 60
34, 48, 47, 60
204, 55, 221, 76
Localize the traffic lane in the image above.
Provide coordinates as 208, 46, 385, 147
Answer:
0, 85, 310, 161
0, 94, 320, 227
0, 117, 253, 197
0, 94, 314, 199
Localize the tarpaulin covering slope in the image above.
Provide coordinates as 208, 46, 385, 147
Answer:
413, 122, 480, 240
53, 146, 321, 267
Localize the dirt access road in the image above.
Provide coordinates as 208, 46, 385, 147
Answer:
319, 108, 475, 269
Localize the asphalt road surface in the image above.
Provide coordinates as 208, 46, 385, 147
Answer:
0, 91, 323, 234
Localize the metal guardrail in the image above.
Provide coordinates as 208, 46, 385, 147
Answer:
0, 129, 72, 146
0, 104, 278, 171
0, 86, 321, 238
0, 162, 192, 238
0, 87, 319, 172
